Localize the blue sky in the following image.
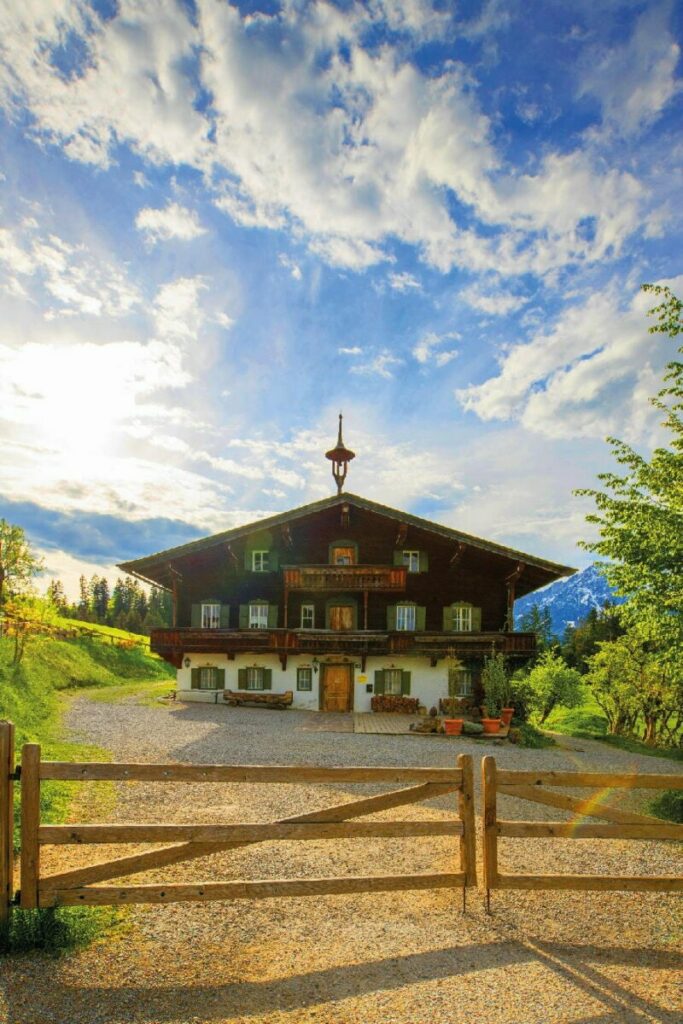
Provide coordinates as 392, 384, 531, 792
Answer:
0, 0, 681, 596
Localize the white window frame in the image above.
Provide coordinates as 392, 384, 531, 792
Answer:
396, 604, 416, 631
297, 667, 313, 691
201, 603, 221, 629
384, 668, 403, 695
251, 550, 269, 572
245, 667, 265, 690
448, 667, 473, 698
452, 605, 473, 632
402, 550, 420, 573
199, 667, 219, 690
249, 603, 269, 629
300, 604, 315, 629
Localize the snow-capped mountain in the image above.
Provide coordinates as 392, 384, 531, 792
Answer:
515, 563, 625, 635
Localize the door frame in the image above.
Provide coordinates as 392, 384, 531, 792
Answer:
319, 662, 354, 712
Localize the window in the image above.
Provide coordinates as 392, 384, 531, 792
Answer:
252, 550, 269, 572
384, 668, 403, 695
331, 545, 355, 565
396, 604, 416, 631
448, 668, 473, 698
453, 605, 472, 631
245, 667, 265, 690
199, 667, 219, 690
249, 603, 269, 629
297, 667, 313, 691
402, 550, 420, 573
300, 604, 315, 629
201, 603, 220, 629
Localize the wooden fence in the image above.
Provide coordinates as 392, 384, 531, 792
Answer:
482, 755, 683, 908
15, 727, 475, 911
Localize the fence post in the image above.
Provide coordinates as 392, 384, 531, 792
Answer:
457, 753, 477, 889
0, 721, 15, 945
482, 756, 498, 913
20, 744, 41, 910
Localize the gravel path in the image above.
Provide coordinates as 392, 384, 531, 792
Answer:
2, 699, 682, 1024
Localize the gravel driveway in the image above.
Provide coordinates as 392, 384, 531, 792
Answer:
2, 699, 682, 1024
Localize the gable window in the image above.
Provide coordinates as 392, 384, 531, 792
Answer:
249, 603, 269, 629
201, 603, 220, 629
384, 668, 403, 695
297, 667, 313, 691
403, 550, 420, 573
448, 667, 473, 698
252, 550, 269, 572
300, 604, 315, 629
330, 543, 356, 565
453, 606, 472, 631
396, 604, 416, 631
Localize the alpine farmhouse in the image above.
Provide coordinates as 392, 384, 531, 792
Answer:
119, 420, 574, 712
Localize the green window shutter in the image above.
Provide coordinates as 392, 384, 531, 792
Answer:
387, 605, 397, 631
416, 606, 426, 631
191, 668, 201, 689
239, 604, 248, 629
215, 669, 226, 690
419, 551, 429, 572
393, 550, 403, 567
374, 670, 385, 695
401, 671, 411, 695
442, 606, 453, 631
472, 607, 482, 631
269, 550, 279, 571
191, 604, 201, 627
262, 668, 272, 690
267, 604, 278, 628
244, 549, 252, 571
219, 605, 230, 628
238, 668, 247, 688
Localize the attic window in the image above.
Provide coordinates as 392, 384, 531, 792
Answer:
402, 551, 420, 573
252, 551, 269, 572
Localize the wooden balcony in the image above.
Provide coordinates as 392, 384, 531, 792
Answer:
283, 565, 407, 592
151, 627, 536, 668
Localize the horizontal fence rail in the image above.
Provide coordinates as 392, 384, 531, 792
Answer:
18, 743, 476, 911
482, 756, 683, 908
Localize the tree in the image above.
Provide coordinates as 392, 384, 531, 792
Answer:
523, 650, 583, 724
46, 578, 68, 612
561, 603, 624, 672
0, 520, 43, 607
576, 285, 683, 663
518, 604, 555, 655
481, 653, 511, 716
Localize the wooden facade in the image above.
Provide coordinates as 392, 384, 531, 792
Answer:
120, 493, 573, 709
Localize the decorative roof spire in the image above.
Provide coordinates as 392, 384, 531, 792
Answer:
325, 413, 355, 494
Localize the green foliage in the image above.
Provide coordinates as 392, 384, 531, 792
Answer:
61, 573, 172, 635
7, 905, 123, 955
0, 519, 43, 606
523, 650, 584, 724
512, 722, 556, 748
462, 720, 484, 735
561, 604, 625, 671
481, 653, 511, 717
585, 625, 682, 745
576, 284, 683, 665
518, 604, 555, 654
648, 790, 683, 823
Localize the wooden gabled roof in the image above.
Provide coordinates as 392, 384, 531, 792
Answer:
118, 492, 575, 595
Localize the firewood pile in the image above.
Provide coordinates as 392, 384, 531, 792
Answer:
371, 694, 420, 714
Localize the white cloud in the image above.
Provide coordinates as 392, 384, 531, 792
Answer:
456, 276, 683, 440
413, 331, 459, 365
135, 202, 206, 244
580, 3, 681, 136
350, 349, 403, 379
388, 271, 421, 292
339, 346, 363, 356
460, 284, 526, 316
278, 253, 302, 280
153, 276, 207, 339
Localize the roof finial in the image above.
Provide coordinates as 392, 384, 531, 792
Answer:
325, 413, 355, 494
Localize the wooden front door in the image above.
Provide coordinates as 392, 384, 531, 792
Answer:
329, 605, 354, 630
322, 664, 352, 712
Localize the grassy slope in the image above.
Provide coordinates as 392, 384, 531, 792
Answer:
60, 617, 151, 644
543, 694, 683, 762
0, 631, 174, 951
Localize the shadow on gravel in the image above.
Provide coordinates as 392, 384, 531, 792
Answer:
3, 940, 680, 1024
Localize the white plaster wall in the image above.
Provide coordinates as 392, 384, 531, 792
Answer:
176, 651, 456, 711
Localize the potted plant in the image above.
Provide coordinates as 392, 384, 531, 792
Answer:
443, 718, 464, 735
481, 652, 511, 733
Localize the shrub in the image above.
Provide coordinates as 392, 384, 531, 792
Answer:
525, 651, 583, 724
649, 789, 683, 823
481, 653, 511, 717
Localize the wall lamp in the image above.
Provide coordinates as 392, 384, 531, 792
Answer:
183, 657, 191, 668
312, 657, 319, 674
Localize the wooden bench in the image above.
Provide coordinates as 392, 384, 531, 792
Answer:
223, 690, 293, 709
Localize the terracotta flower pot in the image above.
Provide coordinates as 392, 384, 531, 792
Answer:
481, 717, 502, 734
443, 718, 464, 736
500, 707, 514, 727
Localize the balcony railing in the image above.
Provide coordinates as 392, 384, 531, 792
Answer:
151, 627, 536, 661
283, 565, 407, 592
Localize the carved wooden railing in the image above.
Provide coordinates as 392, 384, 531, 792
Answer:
283, 565, 407, 592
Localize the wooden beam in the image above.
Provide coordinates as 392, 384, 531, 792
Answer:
40, 820, 463, 846
449, 542, 466, 568
40, 872, 467, 907
40, 762, 464, 784
482, 755, 498, 890
457, 753, 477, 888
496, 770, 683, 790
20, 744, 41, 909
395, 523, 408, 547
496, 873, 683, 893
40, 781, 458, 889
498, 784, 663, 825
0, 722, 15, 940
497, 820, 683, 840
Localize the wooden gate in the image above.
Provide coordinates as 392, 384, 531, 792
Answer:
482, 756, 683, 908
17, 742, 476, 910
